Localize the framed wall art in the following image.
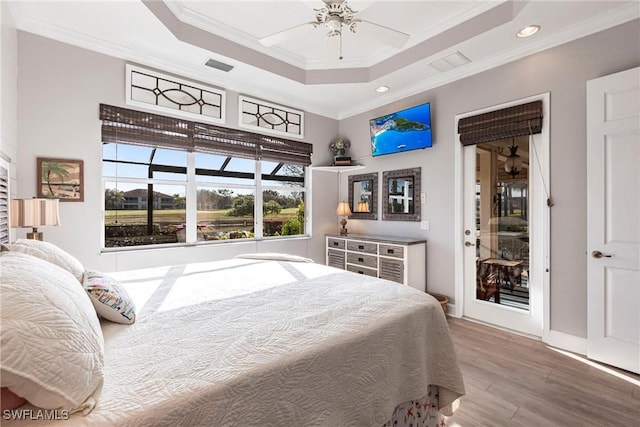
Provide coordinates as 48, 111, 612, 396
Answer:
37, 157, 84, 202
348, 172, 378, 220
382, 167, 421, 221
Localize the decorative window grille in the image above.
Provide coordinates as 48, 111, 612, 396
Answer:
239, 96, 304, 139
126, 64, 226, 124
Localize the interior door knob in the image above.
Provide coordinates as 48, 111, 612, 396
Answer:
465, 241, 475, 247
592, 250, 612, 258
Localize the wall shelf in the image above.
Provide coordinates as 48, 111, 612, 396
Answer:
312, 165, 365, 173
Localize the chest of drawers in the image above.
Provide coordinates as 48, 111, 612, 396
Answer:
326, 234, 427, 291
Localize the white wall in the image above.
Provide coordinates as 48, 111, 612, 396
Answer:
0, 2, 18, 218
14, 20, 640, 340
337, 19, 640, 338
15, 32, 339, 271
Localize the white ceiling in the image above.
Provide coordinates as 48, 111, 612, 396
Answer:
8, 0, 639, 119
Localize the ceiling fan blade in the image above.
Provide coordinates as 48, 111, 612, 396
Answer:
351, 19, 410, 49
259, 22, 318, 47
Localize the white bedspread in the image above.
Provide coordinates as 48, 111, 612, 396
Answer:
8, 259, 464, 426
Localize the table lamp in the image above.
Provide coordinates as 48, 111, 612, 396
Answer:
336, 201, 352, 236
11, 198, 60, 240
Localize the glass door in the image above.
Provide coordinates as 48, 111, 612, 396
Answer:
463, 136, 540, 334
474, 138, 529, 309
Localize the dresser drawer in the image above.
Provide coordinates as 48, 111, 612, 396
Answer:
327, 249, 345, 268
346, 264, 377, 277
379, 244, 404, 259
347, 252, 377, 269
379, 258, 404, 284
327, 237, 345, 249
347, 240, 378, 254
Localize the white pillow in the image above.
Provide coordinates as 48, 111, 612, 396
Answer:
0, 252, 104, 415
83, 269, 136, 325
7, 239, 85, 283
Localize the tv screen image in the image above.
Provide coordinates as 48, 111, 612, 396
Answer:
370, 102, 432, 157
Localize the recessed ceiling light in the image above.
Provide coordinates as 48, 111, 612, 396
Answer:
516, 25, 541, 38
375, 86, 389, 93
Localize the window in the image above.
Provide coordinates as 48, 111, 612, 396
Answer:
100, 104, 312, 249
126, 64, 226, 124
195, 152, 255, 241
239, 95, 304, 138
261, 161, 306, 237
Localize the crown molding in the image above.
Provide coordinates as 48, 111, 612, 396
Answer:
166, 0, 401, 70
8, 1, 638, 121
165, 0, 509, 71
8, 3, 338, 119
407, 0, 509, 47
164, 1, 310, 69
336, 2, 640, 119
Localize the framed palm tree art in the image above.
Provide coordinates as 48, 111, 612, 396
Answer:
37, 158, 84, 202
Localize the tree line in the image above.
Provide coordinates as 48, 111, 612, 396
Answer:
105, 188, 303, 217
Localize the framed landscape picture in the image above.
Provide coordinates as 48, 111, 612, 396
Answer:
37, 157, 84, 202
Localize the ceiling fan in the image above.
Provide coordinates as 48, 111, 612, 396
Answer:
258, 0, 410, 60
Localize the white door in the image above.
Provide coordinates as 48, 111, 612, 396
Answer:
587, 67, 640, 374
460, 95, 548, 337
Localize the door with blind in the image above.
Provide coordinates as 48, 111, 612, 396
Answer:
458, 95, 549, 336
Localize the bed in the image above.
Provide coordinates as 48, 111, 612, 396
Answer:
1, 247, 464, 426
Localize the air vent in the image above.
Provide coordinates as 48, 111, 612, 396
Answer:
205, 58, 234, 72
429, 51, 470, 72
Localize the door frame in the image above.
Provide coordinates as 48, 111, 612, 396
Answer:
453, 93, 550, 338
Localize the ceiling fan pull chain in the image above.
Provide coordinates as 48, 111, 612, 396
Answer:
339, 29, 343, 60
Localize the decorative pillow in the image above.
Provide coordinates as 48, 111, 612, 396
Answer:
5, 239, 85, 283
83, 269, 136, 325
0, 252, 104, 415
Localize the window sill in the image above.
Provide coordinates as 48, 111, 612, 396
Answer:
100, 234, 312, 254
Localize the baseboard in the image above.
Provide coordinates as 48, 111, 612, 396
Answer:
446, 302, 457, 317
447, 304, 587, 356
543, 329, 587, 355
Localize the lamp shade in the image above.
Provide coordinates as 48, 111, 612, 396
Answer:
11, 198, 60, 228
335, 201, 352, 216
355, 201, 370, 213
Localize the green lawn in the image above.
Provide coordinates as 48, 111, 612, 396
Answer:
105, 208, 299, 225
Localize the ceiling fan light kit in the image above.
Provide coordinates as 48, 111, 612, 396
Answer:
259, 0, 409, 60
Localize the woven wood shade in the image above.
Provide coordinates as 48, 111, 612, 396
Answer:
458, 100, 543, 146
100, 104, 313, 165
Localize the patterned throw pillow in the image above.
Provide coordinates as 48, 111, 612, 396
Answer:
83, 269, 136, 325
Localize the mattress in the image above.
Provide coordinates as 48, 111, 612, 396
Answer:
6, 258, 464, 426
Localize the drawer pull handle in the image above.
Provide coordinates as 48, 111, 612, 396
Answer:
333, 242, 338, 246
358, 271, 364, 274
358, 257, 364, 262
387, 249, 394, 254
358, 245, 364, 250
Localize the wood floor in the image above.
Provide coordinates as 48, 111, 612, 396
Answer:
444, 317, 640, 426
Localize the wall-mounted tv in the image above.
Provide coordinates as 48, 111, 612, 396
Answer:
370, 102, 432, 157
